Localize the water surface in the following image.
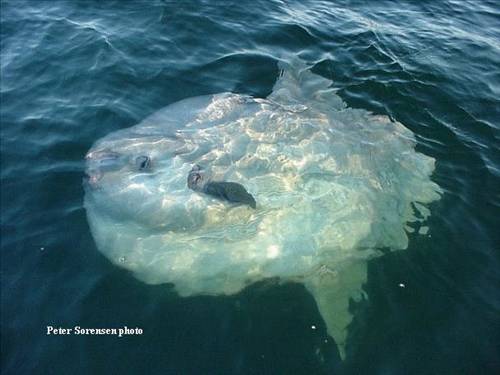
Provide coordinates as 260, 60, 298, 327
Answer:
1, 0, 499, 374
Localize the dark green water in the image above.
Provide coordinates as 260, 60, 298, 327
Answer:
1, 0, 499, 374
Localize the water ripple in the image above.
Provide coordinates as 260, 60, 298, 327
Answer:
1, 0, 499, 373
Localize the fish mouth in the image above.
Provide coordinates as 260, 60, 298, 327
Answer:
84, 149, 123, 188
83, 165, 103, 189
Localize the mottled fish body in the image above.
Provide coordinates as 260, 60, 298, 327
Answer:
84, 60, 441, 358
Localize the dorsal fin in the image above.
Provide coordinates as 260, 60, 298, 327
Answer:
268, 59, 345, 111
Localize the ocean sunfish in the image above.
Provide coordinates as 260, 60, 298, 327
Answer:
83, 59, 441, 358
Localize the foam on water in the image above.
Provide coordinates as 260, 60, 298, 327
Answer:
84, 60, 441, 357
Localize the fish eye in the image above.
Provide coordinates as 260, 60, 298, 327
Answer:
136, 156, 151, 171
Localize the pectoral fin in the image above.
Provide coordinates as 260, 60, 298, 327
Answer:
204, 181, 256, 208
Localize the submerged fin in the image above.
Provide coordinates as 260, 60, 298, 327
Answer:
304, 260, 367, 360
